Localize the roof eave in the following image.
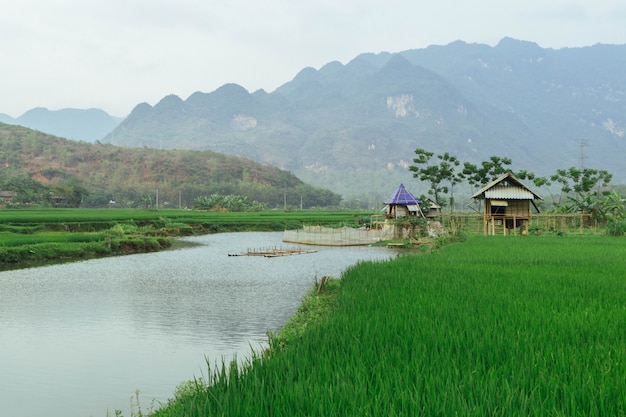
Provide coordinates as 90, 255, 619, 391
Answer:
471, 172, 543, 201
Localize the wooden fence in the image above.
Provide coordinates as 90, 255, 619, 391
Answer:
439, 213, 595, 235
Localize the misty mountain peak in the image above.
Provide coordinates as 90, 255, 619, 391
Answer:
7, 39, 625, 199
155, 94, 184, 109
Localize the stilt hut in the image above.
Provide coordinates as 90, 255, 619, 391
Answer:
383, 183, 423, 219
471, 172, 542, 235
423, 198, 442, 219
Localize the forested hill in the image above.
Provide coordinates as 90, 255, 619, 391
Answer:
103, 38, 626, 199
0, 123, 340, 208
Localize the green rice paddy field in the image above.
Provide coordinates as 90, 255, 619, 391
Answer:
151, 234, 626, 417
0, 208, 364, 229
0, 209, 367, 267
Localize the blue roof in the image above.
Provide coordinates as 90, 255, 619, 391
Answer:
384, 183, 420, 205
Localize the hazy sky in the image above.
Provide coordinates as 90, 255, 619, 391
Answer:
1, 0, 625, 117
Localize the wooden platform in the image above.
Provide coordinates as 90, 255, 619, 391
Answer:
228, 246, 317, 257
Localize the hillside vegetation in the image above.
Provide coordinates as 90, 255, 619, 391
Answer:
0, 123, 340, 208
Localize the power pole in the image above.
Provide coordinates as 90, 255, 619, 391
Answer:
578, 139, 588, 171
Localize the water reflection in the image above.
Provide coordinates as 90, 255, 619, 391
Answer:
0, 232, 393, 417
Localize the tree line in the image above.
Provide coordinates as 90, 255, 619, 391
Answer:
0, 172, 342, 210
409, 148, 624, 232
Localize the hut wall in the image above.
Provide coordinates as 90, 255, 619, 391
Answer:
486, 200, 530, 218
483, 199, 532, 235
426, 208, 440, 218
385, 204, 420, 219
505, 200, 530, 218
395, 206, 410, 218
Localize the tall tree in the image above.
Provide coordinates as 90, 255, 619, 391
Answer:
50, 184, 89, 207
461, 156, 513, 190
515, 169, 550, 188
409, 149, 460, 209
515, 169, 550, 205
550, 167, 612, 213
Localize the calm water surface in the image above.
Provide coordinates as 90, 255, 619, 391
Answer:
0, 232, 393, 417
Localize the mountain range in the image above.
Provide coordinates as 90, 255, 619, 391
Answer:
0, 108, 123, 142
5, 38, 626, 202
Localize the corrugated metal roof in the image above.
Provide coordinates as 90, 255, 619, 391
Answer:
471, 172, 542, 200
485, 185, 534, 200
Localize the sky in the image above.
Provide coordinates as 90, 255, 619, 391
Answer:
1, 0, 625, 118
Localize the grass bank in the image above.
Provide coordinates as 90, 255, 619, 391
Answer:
0, 225, 171, 270
0, 208, 368, 269
146, 234, 626, 417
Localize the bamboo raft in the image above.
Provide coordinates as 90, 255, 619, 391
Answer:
228, 246, 317, 258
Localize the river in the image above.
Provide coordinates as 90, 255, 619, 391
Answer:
0, 232, 394, 417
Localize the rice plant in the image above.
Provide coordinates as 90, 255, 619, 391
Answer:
150, 234, 626, 417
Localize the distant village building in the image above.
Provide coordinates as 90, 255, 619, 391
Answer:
0, 191, 17, 203
422, 198, 442, 219
471, 172, 542, 235
283, 184, 411, 245
383, 183, 424, 219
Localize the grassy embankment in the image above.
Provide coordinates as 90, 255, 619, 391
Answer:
0, 208, 368, 269
145, 233, 626, 417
